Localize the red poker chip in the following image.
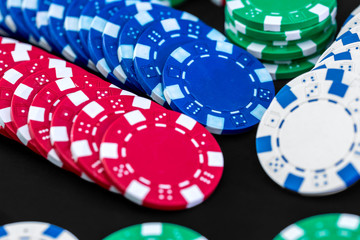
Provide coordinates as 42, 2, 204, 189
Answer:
70, 96, 163, 192
100, 109, 224, 210
50, 87, 132, 177
0, 59, 61, 142
27, 77, 115, 172
10, 61, 95, 152
0, 42, 51, 139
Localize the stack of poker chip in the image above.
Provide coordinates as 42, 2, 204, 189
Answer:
255, 4, 360, 197
0, 0, 276, 136
0, 37, 225, 211
225, 0, 338, 80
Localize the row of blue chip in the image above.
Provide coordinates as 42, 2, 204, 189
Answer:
255, 4, 360, 196
0, 0, 276, 135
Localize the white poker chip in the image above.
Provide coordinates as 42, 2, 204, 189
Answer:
0, 221, 78, 239
338, 11, 360, 39
314, 48, 360, 75
256, 68, 360, 196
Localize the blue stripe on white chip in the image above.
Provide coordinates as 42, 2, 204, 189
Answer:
0, 221, 79, 239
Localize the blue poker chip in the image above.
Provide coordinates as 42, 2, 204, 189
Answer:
6, 0, 36, 44
0, 221, 79, 239
36, 0, 61, 53
79, 0, 123, 57
256, 68, 360, 196
48, 0, 97, 70
163, 40, 275, 135
0, 1, 12, 36
21, 0, 53, 52
118, 5, 199, 95
133, 18, 226, 106
88, 1, 142, 92
64, 0, 97, 72
102, 2, 160, 92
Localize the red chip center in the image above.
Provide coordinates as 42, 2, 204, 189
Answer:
126, 125, 199, 184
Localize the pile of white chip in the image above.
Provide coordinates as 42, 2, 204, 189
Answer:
256, 5, 360, 196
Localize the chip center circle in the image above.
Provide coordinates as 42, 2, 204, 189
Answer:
248, 0, 312, 12
127, 126, 199, 183
185, 55, 253, 111
279, 100, 355, 170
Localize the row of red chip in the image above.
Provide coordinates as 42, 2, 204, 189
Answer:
0, 37, 224, 211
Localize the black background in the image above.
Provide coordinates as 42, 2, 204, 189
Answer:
0, 0, 359, 239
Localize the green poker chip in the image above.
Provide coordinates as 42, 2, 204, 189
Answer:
225, 20, 336, 61
261, 52, 322, 80
226, 0, 337, 32
274, 213, 360, 239
103, 223, 207, 240
225, 6, 336, 42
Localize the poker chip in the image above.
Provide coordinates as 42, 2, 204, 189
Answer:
256, 68, 360, 196
0, 1, 12, 36
118, 6, 199, 94
338, 11, 360, 39
102, 2, 157, 92
0, 58, 62, 142
70, 95, 160, 191
226, 0, 337, 32
21, 0, 52, 51
317, 32, 360, 64
336, 26, 360, 42
0, 221, 78, 239
78, 0, 110, 57
133, 18, 226, 105
101, 108, 224, 210
6, 0, 35, 43
10, 61, 94, 152
48, 0, 96, 70
225, 21, 336, 61
64, 0, 96, 72
87, 1, 143, 92
103, 223, 208, 240
36, 0, 58, 53
50, 87, 129, 176
314, 48, 360, 75
28, 76, 110, 168
274, 214, 360, 239
163, 40, 275, 135
225, 6, 337, 42
263, 53, 321, 80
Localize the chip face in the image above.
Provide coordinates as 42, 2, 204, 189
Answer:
256, 68, 360, 196
163, 40, 275, 135
0, 221, 79, 240
274, 214, 360, 240
103, 222, 208, 240
101, 109, 224, 210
